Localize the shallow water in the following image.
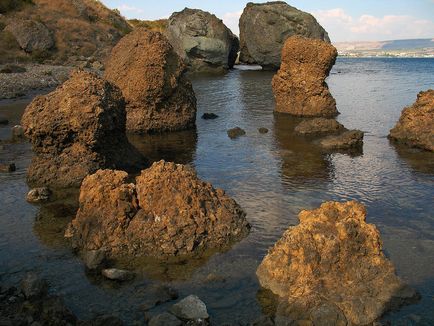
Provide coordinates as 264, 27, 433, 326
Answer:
1, 58, 434, 325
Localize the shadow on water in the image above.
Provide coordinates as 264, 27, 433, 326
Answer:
390, 142, 434, 175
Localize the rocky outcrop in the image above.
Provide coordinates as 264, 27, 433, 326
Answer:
389, 89, 434, 151
294, 118, 345, 137
166, 8, 239, 73
273, 35, 338, 117
105, 28, 197, 133
239, 2, 330, 70
256, 201, 419, 325
5, 19, 54, 52
65, 160, 250, 258
21, 70, 146, 188
319, 130, 364, 151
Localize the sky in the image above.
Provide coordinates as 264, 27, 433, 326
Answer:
100, 0, 434, 42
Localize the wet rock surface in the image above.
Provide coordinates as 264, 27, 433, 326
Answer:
389, 89, 434, 151
149, 312, 182, 326
21, 70, 146, 188
227, 127, 246, 139
4, 19, 54, 53
201, 113, 219, 120
319, 129, 364, 151
239, 1, 330, 70
0, 163, 15, 173
26, 187, 51, 203
258, 127, 269, 134
256, 201, 419, 325
170, 295, 209, 321
101, 268, 135, 282
295, 118, 346, 137
273, 35, 338, 117
104, 28, 197, 133
66, 160, 250, 258
166, 8, 239, 74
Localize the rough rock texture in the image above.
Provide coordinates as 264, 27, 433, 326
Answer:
170, 295, 209, 320
21, 70, 146, 188
26, 187, 51, 203
104, 28, 197, 133
5, 19, 54, 52
239, 2, 330, 70
295, 118, 346, 136
65, 160, 250, 258
273, 36, 338, 117
389, 89, 434, 151
166, 8, 239, 73
149, 312, 182, 326
256, 201, 419, 325
319, 130, 364, 151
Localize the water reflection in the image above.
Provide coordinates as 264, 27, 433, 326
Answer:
390, 142, 434, 175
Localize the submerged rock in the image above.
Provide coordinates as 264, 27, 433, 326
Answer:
256, 201, 419, 325
319, 130, 364, 151
0, 163, 15, 173
295, 118, 346, 137
21, 70, 146, 188
239, 2, 330, 70
258, 127, 269, 134
20, 272, 48, 299
166, 8, 239, 73
201, 113, 219, 120
101, 268, 135, 281
11, 125, 25, 141
149, 312, 182, 326
227, 127, 246, 139
273, 36, 338, 118
26, 187, 51, 203
5, 19, 54, 53
105, 28, 197, 133
389, 89, 434, 151
65, 160, 250, 258
170, 295, 209, 321
83, 249, 107, 271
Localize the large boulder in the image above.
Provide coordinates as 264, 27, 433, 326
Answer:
239, 2, 330, 70
165, 8, 239, 73
389, 89, 434, 151
256, 201, 419, 325
104, 28, 197, 133
5, 19, 54, 52
65, 160, 250, 257
21, 70, 146, 188
273, 35, 338, 117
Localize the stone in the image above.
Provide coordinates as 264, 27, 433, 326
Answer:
389, 89, 434, 151
149, 312, 182, 326
239, 2, 330, 70
26, 187, 51, 203
20, 273, 48, 299
201, 113, 219, 120
273, 36, 338, 117
227, 127, 246, 139
258, 127, 269, 134
101, 268, 135, 281
83, 249, 106, 270
91, 61, 104, 71
21, 70, 146, 188
11, 125, 25, 141
81, 315, 123, 326
256, 201, 419, 325
0, 163, 15, 173
140, 284, 179, 311
5, 20, 54, 53
166, 8, 239, 73
105, 28, 197, 133
65, 161, 250, 258
319, 130, 364, 151
170, 295, 209, 320
294, 118, 346, 137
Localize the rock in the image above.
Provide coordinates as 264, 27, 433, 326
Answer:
256, 201, 419, 325
273, 36, 338, 117
389, 89, 434, 151
140, 284, 179, 311
26, 187, 51, 203
251, 316, 274, 326
91, 61, 104, 71
81, 315, 124, 326
20, 273, 48, 299
258, 127, 269, 134
170, 295, 209, 320
21, 70, 146, 188
0, 65, 27, 74
65, 160, 250, 258
101, 268, 135, 281
239, 2, 330, 70
319, 130, 364, 151
149, 312, 182, 326
5, 20, 54, 53
201, 113, 219, 120
0, 115, 8, 125
166, 8, 239, 73
227, 127, 246, 139
83, 249, 106, 270
295, 118, 346, 137
0, 163, 15, 173
104, 28, 197, 133
11, 125, 25, 141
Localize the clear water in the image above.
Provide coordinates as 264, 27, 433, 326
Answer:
0, 58, 433, 325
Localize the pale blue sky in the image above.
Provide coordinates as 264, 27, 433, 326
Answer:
100, 0, 434, 42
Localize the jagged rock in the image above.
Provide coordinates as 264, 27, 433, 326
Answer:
83, 249, 106, 271
258, 127, 269, 134
170, 295, 209, 320
256, 201, 419, 325
239, 2, 330, 70
227, 127, 246, 139
295, 118, 346, 137
201, 113, 219, 120
319, 130, 364, 151
5, 19, 54, 52
149, 312, 182, 326
21, 70, 146, 188
101, 268, 134, 281
166, 8, 239, 73
65, 160, 250, 257
0, 163, 15, 173
26, 187, 51, 203
389, 89, 434, 151
105, 28, 197, 133
273, 36, 338, 117
20, 272, 48, 299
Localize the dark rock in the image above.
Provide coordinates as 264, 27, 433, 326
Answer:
166, 8, 239, 73
170, 295, 209, 320
239, 2, 330, 70
201, 113, 219, 120
149, 312, 182, 326
20, 273, 48, 299
0, 163, 15, 173
5, 19, 54, 53
140, 284, 179, 311
101, 268, 135, 281
258, 127, 269, 134
26, 187, 51, 203
294, 118, 346, 137
83, 249, 106, 271
227, 127, 246, 139
251, 316, 274, 326
319, 130, 364, 151
11, 125, 25, 141
80, 314, 124, 326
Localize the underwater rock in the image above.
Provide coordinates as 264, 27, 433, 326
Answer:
258, 127, 269, 134
20, 272, 48, 299
201, 113, 219, 120
227, 127, 246, 139
0, 163, 15, 173
170, 295, 209, 321
101, 268, 135, 281
11, 125, 25, 141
